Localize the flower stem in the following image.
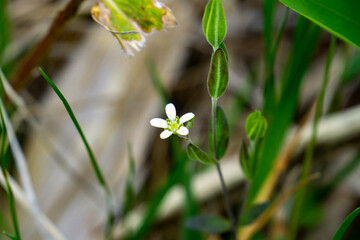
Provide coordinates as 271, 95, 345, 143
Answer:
211, 98, 235, 233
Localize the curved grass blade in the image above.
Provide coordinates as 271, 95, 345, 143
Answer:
38, 68, 115, 238
288, 36, 337, 239
333, 207, 360, 240
0, 69, 64, 239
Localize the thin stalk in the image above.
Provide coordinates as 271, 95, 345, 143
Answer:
288, 36, 336, 239
211, 98, 235, 231
0, 118, 21, 240
39, 68, 115, 239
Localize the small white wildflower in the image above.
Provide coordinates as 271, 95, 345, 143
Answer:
150, 103, 195, 139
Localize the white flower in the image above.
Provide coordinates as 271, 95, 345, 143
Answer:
150, 103, 195, 139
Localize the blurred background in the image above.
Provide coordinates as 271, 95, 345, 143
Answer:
1, 0, 360, 239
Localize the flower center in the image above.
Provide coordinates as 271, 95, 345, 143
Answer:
169, 122, 179, 131
166, 116, 181, 132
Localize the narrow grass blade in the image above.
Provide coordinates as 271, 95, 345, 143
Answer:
288, 36, 337, 239
247, 16, 321, 203
0, 0, 10, 58
333, 207, 360, 240
0, 121, 21, 240
147, 59, 169, 104
0, 69, 65, 239
0, 167, 67, 240
123, 143, 136, 215
38, 68, 115, 238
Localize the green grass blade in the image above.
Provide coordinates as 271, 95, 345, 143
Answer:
327, 153, 360, 189
333, 207, 360, 240
147, 59, 169, 104
288, 36, 337, 239
280, 0, 360, 49
0, 0, 10, 59
38, 68, 115, 238
123, 143, 136, 216
247, 17, 321, 203
262, 0, 277, 115
0, 118, 21, 240
38, 68, 106, 187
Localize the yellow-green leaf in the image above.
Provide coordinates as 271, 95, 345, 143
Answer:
91, 0, 177, 56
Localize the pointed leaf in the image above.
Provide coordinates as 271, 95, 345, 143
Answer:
202, 0, 227, 49
239, 202, 270, 226
187, 143, 217, 165
91, 0, 177, 56
207, 48, 229, 99
209, 106, 229, 159
333, 207, 360, 240
185, 215, 232, 234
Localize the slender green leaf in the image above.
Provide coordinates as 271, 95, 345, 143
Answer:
187, 143, 217, 165
185, 215, 231, 234
147, 59, 169, 104
209, 106, 229, 159
333, 207, 360, 240
123, 143, 136, 215
207, 48, 229, 99
0, 70, 21, 240
289, 36, 337, 238
39, 68, 107, 188
280, 0, 360, 49
248, 17, 321, 203
38, 68, 115, 238
202, 0, 227, 49
239, 202, 270, 226
0, 0, 10, 58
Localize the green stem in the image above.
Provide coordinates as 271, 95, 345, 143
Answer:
39, 68, 115, 239
211, 98, 235, 232
288, 36, 336, 239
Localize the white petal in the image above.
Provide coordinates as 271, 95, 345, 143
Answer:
160, 130, 173, 139
150, 118, 168, 128
179, 112, 195, 124
165, 103, 176, 121
177, 126, 189, 136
